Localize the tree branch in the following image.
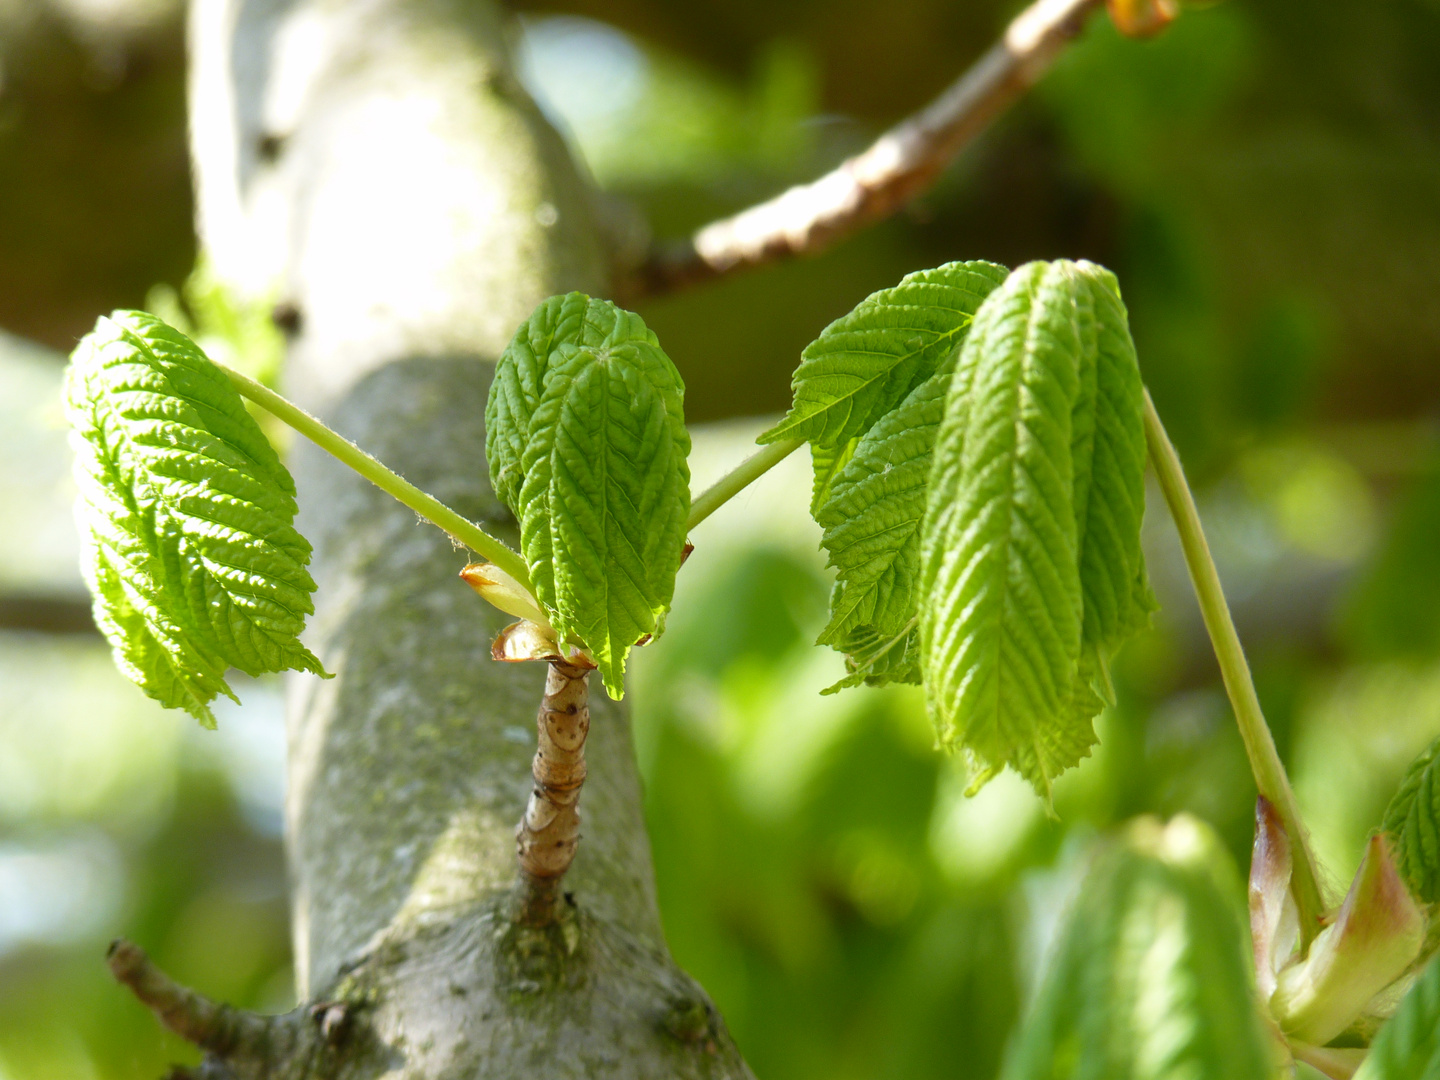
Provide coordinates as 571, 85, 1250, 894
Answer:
630, 0, 1106, 298
107, 940, 270, 1056
0, 592, 96, 635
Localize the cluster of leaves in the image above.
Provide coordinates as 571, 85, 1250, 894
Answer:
765, 259, 1154, 796
65, 311, 325, 727
68, 264, 1154, 799
61, 280, 1440, 1080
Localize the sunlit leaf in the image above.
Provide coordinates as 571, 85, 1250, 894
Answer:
485, 292, 657, 511
760, 260, 1008, 459
491, 296, 691, 698
1071, 264, 1156, 654
65, 311, 325, 726
917, 261, 1151, 795
816, 368, 949, 654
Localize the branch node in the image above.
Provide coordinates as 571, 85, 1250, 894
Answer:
309, 1000, 351, 1045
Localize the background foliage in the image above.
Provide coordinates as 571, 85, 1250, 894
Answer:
2, 0, 1439, 1076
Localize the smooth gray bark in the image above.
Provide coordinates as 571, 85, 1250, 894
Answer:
186, 0, 752, 1075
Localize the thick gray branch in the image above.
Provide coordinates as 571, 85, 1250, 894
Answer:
186, 0, 751, 1076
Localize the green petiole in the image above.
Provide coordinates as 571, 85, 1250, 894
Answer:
221, 364, 534, 592
1143, 388, 1325, 942
687, 437, 805, 531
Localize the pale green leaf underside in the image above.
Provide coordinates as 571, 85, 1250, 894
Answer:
1382, 734, 1440, 904
1356, 954, 1440, 1080
820, 618, 920, 695
803, 261, 1008, 688
487, 292, 657, 512
917, 260, 1152, 796
66, 310, 324, 726
816, 367, 948, 671
515, 320, 690, 698
1002, 821, 1271, 1080
761, 260, 1008, 459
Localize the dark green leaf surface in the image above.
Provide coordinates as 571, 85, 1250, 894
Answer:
1356, 954, 1440, 1080
810, 436, 857, 515
486, 293, 657, 511
65, 311, 324, 726
1003, 817, 1271, 1080
503, 300, 691, 697
1382, 735, 1440, 904
761, 260, 1007, 458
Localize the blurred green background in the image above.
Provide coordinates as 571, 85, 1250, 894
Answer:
2, 0, 1440, 1076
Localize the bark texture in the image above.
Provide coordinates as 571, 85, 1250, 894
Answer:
516, 660, 593, 922
186, 0, 752, 1075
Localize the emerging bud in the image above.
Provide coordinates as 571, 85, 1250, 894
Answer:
459, 561, 551, 628
1270, 834, 1425, 1046
1107, 0, 1179, 38
492, 620, 563, 663
491, 620, 597, 668
1250, 797, 1301, 1000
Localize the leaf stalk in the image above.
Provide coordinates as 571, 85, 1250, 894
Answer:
687, 437, 805, 531
221, 364, 533, 591
1142, 388, 1325, 941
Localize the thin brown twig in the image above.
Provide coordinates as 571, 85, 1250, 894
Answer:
515, 658, 592, 923
630, 0, 1107, 298
107, 939, 269, 1055
0, 592, 96, 635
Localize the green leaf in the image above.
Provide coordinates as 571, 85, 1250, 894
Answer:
1356, 954, 1440, 1080
815, 367, 949, 663
919, 261, 1089, 793
504, 300, 691, 698
1071, 265, 1156, 653
820, 618, 921, 695
486, 293, 657, 512
917, 261, 1152, 795
808, 263, 1055, 692
810, 436, 857, 515
65, 311, 325, 727
1382, 734, 1440, 905
760, 260, 1008, 459
1002, 816, 1272, 1080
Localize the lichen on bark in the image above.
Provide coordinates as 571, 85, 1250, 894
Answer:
168, 0, 753, 1075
